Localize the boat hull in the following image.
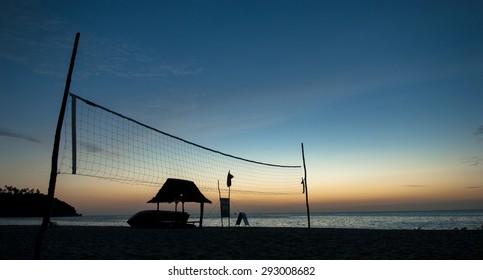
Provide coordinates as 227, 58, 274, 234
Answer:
127, 210, 193, 228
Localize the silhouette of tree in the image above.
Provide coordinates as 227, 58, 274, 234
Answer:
0, 185, 80, 217
1, 185, 41, 196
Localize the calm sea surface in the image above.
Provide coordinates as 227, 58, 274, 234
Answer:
1, 210, 482, 230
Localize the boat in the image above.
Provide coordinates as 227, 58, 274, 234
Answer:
127, 178, 212, 228
127, 210, 192, 228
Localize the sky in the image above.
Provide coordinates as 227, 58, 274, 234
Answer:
1, 0, 482, 215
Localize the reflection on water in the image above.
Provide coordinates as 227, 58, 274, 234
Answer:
1, 210, 482, 230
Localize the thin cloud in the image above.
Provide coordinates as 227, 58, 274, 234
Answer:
401, 185, 426, 188
461, 156, 481, 166
475, 125, 483, 136
0, 2, 203, 79
0, 2, 73, 77
465, 186, 482, 189
79, 142, 120, 158
77, 35, 204, 79
80, 142, 104, 154
0, 127, 42, 143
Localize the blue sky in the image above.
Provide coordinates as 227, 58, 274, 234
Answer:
1, 0, 482, 214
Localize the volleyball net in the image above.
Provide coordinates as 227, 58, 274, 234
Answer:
59, 93, 304, 196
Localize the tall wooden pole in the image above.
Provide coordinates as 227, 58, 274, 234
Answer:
218, 180, 224, 227
35, 32, 80, 259
228, 182, 231, 228
301, 143, 310, 229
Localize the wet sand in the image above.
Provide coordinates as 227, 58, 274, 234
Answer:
1, 225, 482, 260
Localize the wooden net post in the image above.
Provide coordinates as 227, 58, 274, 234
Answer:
34, 32, 80, 259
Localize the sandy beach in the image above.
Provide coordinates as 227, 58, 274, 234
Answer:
0, 225, 482, 260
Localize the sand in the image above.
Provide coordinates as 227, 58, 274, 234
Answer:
0, 225, 482, 260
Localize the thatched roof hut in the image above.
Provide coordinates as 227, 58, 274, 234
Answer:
148, 178, 211, 205
147, 178, 211, 227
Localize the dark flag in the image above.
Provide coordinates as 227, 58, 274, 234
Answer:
301, 178, 305, 193
227, 171, 234, 187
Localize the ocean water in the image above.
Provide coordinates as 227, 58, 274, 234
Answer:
1, 210, 482, 230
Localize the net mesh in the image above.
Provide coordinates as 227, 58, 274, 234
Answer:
59, 93, 303, 196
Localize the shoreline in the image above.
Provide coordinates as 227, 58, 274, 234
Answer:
1, 225, 482, 260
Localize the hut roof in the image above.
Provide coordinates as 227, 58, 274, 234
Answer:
147, 178, 212, 204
